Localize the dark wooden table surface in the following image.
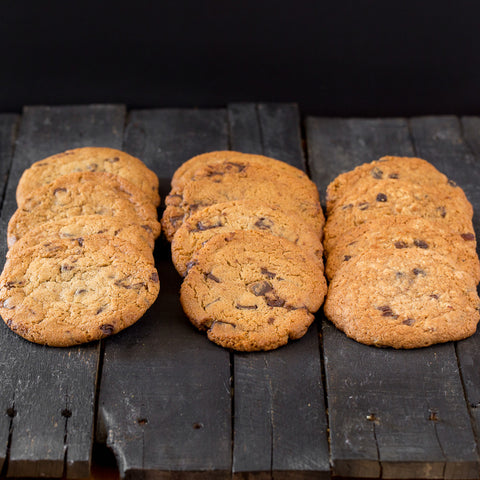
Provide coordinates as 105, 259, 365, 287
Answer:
0, 104, 479, 479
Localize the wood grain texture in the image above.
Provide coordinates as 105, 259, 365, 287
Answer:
306, 116, 479, 479
97, 109, 232, 479
229, 103, 329, 479
0, 105, 126, 478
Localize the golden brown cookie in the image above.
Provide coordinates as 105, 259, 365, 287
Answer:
16, 147, 160, 206
171, 200, 323, 276
180, 230, 327, 351
0, 236, 160, 346
324, 248, 480, 349
171, 150, 310, 191
7, 215, 155, 265
325, 216, 480, 282
326, 156, 451, 215
8, 171, 161, 247
323, 179, 473, 253
162, 160, 323, 241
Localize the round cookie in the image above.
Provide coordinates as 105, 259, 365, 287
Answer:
324, 248, 480, 349
171, 200, 323, 276
17, 147, 160, 207
0, 236, 160, 346
162, 160, 323, 241
7, 215, 155, 265
171, 150, 312, 191
8, 171, 161, 247
326, 216, 480, 282
326, 156, 451, 215
180, 230, 327, 351
323, 179, 473, 253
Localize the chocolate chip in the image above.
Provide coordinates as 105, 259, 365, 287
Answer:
268, 317, 275, 324
5, 281, 21, 289
2, 298, 15, 310
77, 237, 84, 247
254, 217, 274, 230
212, 320, 236, 328
461, 233, 475, 241
96, 306, 105, 314
430, 294, 439, 299
186, 260, 198, 272
193, 220, 222, 232
113, 229, 121, 236
97, 229, 107, 234
250, 281, 273, 296
413, 239, 429, 249
224, 161, 246, 172
141, 225, 153, 234
388, 173, 399, 179
53, 187, 67, 195
150, 272, 159, 283
437, 206, 447, 218
413, 268, 426, 276
204, 272, 221, 283
100, 324, 115, 335
104, 157, 120, 163
394, 241, 408, 249
448, 179, 457, 187
261, 267, 276, 279
170, 215, 185, 226
75, 289, 87, 295
376, 305, 399, 319
344, 255, 351, 261
358, 202, 369, 210
266, 296, 285, 308
402, 318, 415, 326
87, 163, 98, 172
371, 167, 383, 179
235, 304, 258, 310
341, 203, 353, 210
60, 265, 74, 272
395, 271, 404, 279
376, 193, 387, 202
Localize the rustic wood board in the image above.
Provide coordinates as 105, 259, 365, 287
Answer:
306, 116, 480, 479
0, 105, 126, 478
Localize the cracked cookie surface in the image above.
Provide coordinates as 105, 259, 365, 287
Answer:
162, 160, 323, 241
324, 248, 480, 349
326, 156, 452, 215
180, 230, 326, 351
7, 215, 155, 265
0, 236, 160, 346
17, 147, 160, 206
326, 216, 480, 282
8, 171, 161, 247
171, 200, 323, 276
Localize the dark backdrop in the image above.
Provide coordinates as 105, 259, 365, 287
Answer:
1, 0, 479, 116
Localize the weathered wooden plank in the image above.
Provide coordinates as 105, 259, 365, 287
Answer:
0, 105, 126, 478
0, 113, 19, 474
306, 117, 479, 479
98, 109, 232, 479
229, 103, 329, 479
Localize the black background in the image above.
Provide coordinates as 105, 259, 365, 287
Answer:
1, 0, 479, 116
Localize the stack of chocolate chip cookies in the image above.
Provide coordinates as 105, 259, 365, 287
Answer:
162, 151, 327, 351
323, 156, 480, 348
0, 147, 161, 346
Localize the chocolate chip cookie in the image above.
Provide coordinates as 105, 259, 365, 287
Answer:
8, 171, 161, 247
180, 230, 327, 351
171, 200, 323, 276
324, 248, 480, 348
162, 160, 324, 241
326, 216, 480, 282
7, 215, 155, 265
326, 156, 452, 215
0, 236, 160, 346
17, 147, 160, 206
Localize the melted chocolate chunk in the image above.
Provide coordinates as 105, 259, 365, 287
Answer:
99, 324, 114, 335
388, 173, 399, 179
204, 272, 221, 283
261, 267, 276, 279
266, 296, 285, 308
193, 220, 222, 232
394, 241, 408, 249
376, 193, 387, 202
358, 202, 369, 210
254, 217, 274, 230
250, 281, 273, 296
53, 187, 67, 195
150, 272, 159, 283
344, 255, 351, 261
376, 305, 399, 319
75, 289, 87, 295
371, 167, 383, 179
5, 281, 22, 290
413, 239, 429, 249
170, 215, 185, 226
461, 233, 475, 241
235, 304, 258, 310
212, 320, 236, 328
186, 260, 198, 272
413, 268, 426, 276
430, 294, 439, 299
224, 161, 247, 172
402, 318, 415, 326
